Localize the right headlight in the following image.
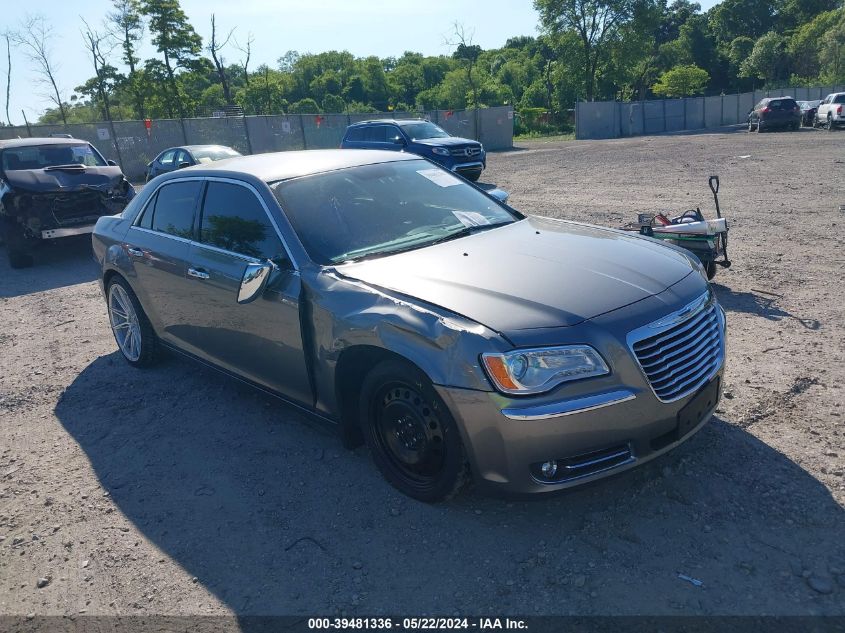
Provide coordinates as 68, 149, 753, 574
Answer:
481, 345, 610, 395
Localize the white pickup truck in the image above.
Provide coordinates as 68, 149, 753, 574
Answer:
816, 92, 845, 129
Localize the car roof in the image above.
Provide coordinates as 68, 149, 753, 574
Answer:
0, 137, 89, 149
348, 119, 428, 127
169, 149, 421, 183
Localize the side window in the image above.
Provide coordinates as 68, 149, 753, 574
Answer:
159, 149, 176, 166
176, 150, 191, 166
386, 126, 404, 143
138, 192, 156, 229
346, 127, 364, 142
364, 126, 387, 143
199, 182, 285, 261
148, 181, 202, 238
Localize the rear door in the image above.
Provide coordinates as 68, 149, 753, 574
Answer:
180, 179, 312, 403
124, 179, 203, 343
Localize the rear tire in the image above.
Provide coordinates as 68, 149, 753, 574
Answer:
828, 115, 834, 131
359, 360, 470, 502
106, 276, 159, 367
705, 261, 717, 280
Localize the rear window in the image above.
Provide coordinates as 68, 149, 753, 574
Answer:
768, 99, 797, 110
835, 95, 845, 104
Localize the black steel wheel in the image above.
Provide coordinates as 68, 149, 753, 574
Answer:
360, 360, 470, 502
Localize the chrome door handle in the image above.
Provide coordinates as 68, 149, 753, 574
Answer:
127, 247, 144, 257
187, 267, 210, 280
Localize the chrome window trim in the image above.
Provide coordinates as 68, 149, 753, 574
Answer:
501, 389, 636, 421
626, 290, 725, 404
131, 226, 193, 245
130, 175, 299, 271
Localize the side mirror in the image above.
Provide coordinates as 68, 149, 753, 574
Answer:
237, 261, 272, 304
107, 159, 118, 167
177, 161, 191, 169
488, 188, 510, 204
392, 136, 406, 146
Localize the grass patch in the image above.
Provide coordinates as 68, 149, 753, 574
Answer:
514, 132, 576, 142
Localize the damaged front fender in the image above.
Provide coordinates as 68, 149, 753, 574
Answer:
306, 268, 509, 417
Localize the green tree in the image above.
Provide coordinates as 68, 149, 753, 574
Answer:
108, 0, 146, 118
535, 0, 635, 101
788, 10, 841, 78
139, 0, 202, 118
651, 63, 710, 96
818, 11, 845, 81
288, 97, 320, 114
740, 31, 788, 83
321, 93, 345, 113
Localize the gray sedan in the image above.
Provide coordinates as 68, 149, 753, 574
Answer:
92, 150, 725, 501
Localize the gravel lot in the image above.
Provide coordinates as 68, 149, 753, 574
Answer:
1, 127, 843, 619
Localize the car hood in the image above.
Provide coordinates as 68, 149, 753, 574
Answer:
412, 137, 480, 147
2, 166, 126, 193
336, 216, 696, 337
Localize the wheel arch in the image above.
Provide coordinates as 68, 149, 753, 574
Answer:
334, 344, 435, 449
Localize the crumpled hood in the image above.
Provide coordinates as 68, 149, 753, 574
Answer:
337, 216, 697, 336
3, 166, 126, 193
412, 136, 481, 148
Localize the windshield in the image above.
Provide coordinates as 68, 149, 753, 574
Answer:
400, 122, 451, 140
270, 159, 519, 264
192, 146, 241, 163
1, 143, 107, 170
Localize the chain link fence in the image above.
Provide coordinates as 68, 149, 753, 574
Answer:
576, 86, 845, 140
0, 107, 514, 182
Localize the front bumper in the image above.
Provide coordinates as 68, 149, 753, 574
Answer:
41, 224, 97, 239
436, 285, 726, 495
437, 368, 722, 495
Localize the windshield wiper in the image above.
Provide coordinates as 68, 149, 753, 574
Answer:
424, 221, 513, 247
333, 221, 515, 264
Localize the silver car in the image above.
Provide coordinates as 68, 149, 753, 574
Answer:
92, 150, 726, 501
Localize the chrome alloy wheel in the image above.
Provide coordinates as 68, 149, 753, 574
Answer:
108, 283, 142, 362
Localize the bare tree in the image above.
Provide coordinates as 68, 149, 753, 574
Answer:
234, 32, 254, 88
2, 31, 11, 125
80, 17, 118, 122
13, 15, 67, 124
208, 14, 235, 105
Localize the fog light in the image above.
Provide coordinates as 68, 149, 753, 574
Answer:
540, 460, 558, 479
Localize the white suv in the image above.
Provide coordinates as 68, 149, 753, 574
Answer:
816, 92, 845, 129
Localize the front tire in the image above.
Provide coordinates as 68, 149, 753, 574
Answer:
107, 276, 159, 367
359, 360, 470, 502
1, 219, 34, 269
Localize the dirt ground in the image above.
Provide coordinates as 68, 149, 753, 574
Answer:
1, 127, 843, 619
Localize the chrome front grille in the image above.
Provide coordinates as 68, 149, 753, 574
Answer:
450, 146, 481, 157
630, 293, 723, 402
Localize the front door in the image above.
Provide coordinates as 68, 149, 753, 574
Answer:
177, 179, 312, 405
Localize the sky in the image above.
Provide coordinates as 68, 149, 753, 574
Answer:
2, 0, 721, 126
